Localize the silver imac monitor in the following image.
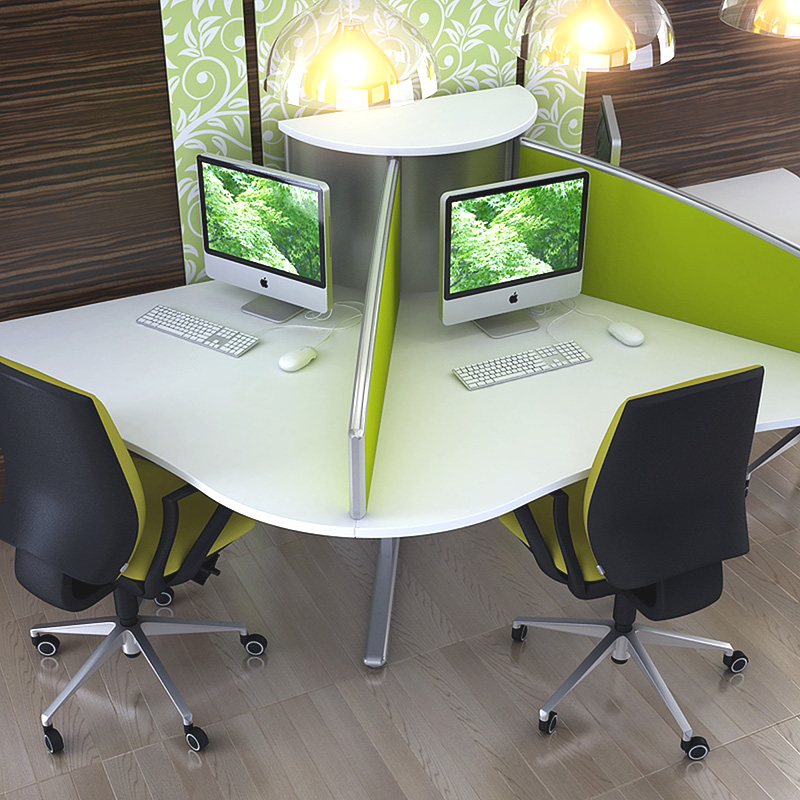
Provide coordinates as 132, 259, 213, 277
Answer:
595, 94, 622, 166
439, 169, 590, 338
197, 154, 332, 322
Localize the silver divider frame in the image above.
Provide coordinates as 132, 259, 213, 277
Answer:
347, 156, 401, 668
520, 139, 800, 260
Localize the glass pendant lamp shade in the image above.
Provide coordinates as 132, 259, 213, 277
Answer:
266, 0, 439, 111
513, 0, 675, 71
720, 0, 800, 37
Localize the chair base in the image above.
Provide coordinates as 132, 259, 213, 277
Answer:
31, 613, 255, 732
512, 615, 743, 753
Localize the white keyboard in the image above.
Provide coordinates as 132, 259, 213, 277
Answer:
136, 305, 259, 358
453, 340, 592, 390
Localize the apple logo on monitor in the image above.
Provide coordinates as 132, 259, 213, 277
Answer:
509, 292, 518, 304
260, 277, 269, 289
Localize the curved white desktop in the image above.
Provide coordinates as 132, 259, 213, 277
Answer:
356, 292, 800, 538
0, 282, 362, 537
2, 284, 797, 539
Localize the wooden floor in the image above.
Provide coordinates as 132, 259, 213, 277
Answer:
1, 430, 800, 799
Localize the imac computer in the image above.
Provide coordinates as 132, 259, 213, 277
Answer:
439, 169, 590, 338
595, 95, 622, 166
197, 154, 332, 322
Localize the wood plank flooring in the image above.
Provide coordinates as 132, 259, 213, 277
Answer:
2, 430, 800, 799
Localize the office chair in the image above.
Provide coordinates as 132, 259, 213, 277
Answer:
0, 356, 267, 754
499, 366, 764, 761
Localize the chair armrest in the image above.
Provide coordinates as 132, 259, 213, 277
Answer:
551, 489, 589, 597
142, 484, 233, 598
512, 502, 568, 586
551, 489, 610, 600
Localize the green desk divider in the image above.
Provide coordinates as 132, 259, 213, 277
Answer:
520, 141, 800, 354
349, 159, 401, 519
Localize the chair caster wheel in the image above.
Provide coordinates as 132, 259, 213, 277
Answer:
154, 588, 175, 607
723, 650, 748, 673
184, 725, 209, 752
32, 633, 60, 657
43, 725, 64, 754
681, 735, 709, 760
511, 624, 528, 642
539, 711, 557, 734
240, 632, 268, 656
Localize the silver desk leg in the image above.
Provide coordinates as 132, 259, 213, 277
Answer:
363, 537, 400, 669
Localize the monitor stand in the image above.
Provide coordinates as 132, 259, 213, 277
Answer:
473, 310, 540, 339
241, 296, 304, 324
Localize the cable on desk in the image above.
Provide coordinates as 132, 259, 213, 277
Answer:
250, 301, 365, 348
545, 298, 615, 340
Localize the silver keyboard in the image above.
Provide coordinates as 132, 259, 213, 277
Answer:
453, 340, 592, 390
137, 305, 259, 358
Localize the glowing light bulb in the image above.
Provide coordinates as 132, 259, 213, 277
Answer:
754, 0, 800, 36
334, 52, 366, 82
576, 20, 605, 46
549, 0, 637, 70
304, 21, 399, 109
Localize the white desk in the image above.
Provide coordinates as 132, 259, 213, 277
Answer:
3, 288, 798, 529
0, 281, 361, 537
356, 293, 800, 538
2, 283, 799, 666
682, 169, 800, 250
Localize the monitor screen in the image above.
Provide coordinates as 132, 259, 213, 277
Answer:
198, 155, 332, 320
440, 169, 590, 335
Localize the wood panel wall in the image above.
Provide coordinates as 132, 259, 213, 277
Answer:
0, 0, 187, 496
0, 0, 185, 323
581, 0, 800, 187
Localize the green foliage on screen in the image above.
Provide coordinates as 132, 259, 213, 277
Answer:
449, 179, 583, 294
204, 164, 323, 284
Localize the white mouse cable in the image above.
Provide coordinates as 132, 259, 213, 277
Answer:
311, 305, 364, 349
248, 301, 364, 339
545, 298, 615, 341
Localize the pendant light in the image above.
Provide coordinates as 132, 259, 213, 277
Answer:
513, 0, 675, 71
265, 0, 439, 111
720, 0, 800, 37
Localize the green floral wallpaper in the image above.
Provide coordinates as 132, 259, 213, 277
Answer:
257, 0, 585, 168
161, 0, 252, 283
161, 0, 585, 282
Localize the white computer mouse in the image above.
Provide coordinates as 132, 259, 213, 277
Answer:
607, 321, 645, 347
278, 346, 318, 372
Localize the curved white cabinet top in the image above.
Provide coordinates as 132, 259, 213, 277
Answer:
278, 85, 539, 157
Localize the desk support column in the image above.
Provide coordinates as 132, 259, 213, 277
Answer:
364, 537, 400, 668
747, 425, 800, 481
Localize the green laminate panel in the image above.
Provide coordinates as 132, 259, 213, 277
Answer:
364, 178, 402, 503
519, 147, 800, 354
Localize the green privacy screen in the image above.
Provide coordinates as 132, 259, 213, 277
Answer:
520, 143, 800, 354
365, 176, 402, 503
